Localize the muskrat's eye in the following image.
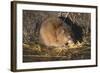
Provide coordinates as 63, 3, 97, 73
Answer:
65, 42, 68, 45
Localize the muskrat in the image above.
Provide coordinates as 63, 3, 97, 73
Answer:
40, 16, 74, 47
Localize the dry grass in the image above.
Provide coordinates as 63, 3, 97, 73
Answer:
23, 40, 91, 62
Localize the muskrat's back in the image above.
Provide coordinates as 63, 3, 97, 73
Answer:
40, 16, 74, 47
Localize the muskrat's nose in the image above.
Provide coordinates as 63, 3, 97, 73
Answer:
67, 36, 74, 44
67, 36, 72, 39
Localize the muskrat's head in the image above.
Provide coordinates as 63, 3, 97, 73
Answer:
56, 24, 75, 47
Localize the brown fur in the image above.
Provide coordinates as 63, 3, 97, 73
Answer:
40, 16, 74, 47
